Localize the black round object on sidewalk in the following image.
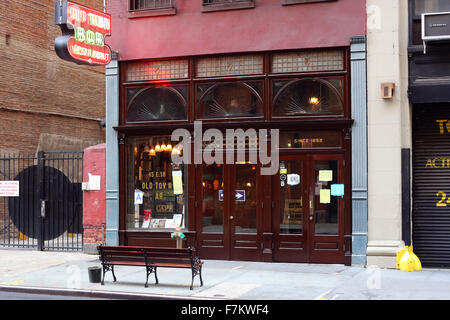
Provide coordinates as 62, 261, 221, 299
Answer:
88, 266, 102, 283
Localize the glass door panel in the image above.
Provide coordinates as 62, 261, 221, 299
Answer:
233, 163, 257, 234
313, 160, 339, 235
279, 159, 303, 235
202, 163, 224, 233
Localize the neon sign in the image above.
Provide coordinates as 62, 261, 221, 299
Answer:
54, 1, 112, 65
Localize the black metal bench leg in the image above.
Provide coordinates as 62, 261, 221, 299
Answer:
112, 266, 117, 282
154, 267, 159, 284
102, 264, 116, 285
190, 269, 195, 290
199, 266, 204, 287
101, 265, 106, 285
145, 267, 150, 288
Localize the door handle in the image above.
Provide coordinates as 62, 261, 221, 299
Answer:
40, 200, 46, 218
309, 194, 314, 221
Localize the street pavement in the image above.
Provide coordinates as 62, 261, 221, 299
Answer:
0, 248, 449, 300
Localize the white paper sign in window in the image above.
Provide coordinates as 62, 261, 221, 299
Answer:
287, 174, 300, 186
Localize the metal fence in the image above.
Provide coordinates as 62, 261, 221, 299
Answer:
0, 151, 83, 251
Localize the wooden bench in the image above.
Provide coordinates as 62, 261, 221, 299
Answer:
97, 245, 204, 290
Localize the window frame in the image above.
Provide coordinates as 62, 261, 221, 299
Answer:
195, 80, 265, 121
125, 135, 189, 232
128, 0, 176, 18
201, 0, 255, 13
281, 0, 337, 6
271, 77, 346, 119
125, 84, 190, 124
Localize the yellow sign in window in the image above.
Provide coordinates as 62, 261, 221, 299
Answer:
318, 170, 333, 182
320, 189, 331, 204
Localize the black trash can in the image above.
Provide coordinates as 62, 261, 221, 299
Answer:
88, 266, 102, 283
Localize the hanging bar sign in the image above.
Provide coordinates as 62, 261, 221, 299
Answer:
54, 1, 112, 65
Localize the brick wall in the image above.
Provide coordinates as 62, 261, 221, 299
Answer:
0, 0, 106, 154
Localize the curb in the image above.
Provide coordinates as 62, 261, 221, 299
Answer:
0, 284, 227, 300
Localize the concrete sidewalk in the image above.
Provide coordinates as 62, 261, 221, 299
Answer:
0, 248, 449, 300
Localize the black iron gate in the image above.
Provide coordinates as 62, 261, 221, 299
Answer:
0, 151, 83, 251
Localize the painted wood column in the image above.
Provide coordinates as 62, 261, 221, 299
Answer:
350, 36, 368, 266
105, 51, 120, 245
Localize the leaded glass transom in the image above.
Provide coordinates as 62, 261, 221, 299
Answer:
272, 50, 344, 74
126, 60, 189, 81
196, 55, 263, 77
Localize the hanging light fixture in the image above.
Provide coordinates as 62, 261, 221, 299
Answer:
309, 96, 319, 105
171, 147, 180, 156
149, 148, 156, 156
161, 143, 167, 152
166, 143, 173, 152
155, 143, 161, 152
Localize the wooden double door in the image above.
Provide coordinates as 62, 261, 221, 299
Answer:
272, 153, 345, 263
196, 161, 263, 261
196, 153, 346, 263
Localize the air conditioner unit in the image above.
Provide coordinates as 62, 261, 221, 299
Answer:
422, 12, 450, 54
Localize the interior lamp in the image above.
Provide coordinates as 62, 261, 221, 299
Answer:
309, 97, 319, 105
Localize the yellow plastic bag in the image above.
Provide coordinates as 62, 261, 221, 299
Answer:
397, 246, 422, 272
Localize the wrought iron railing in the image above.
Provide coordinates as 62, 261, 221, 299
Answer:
202, 0, 254, 5
130, 0, 174, 11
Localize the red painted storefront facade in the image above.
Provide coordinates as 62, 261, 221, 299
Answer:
108, 0, 365, 60
107, 0, 366, 265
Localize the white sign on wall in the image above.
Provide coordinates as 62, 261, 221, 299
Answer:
88, 173, 101, 191
0, 181, 19, 197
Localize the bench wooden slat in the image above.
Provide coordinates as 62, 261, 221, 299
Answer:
107, 260, 147, 266
152, 263, 191, 268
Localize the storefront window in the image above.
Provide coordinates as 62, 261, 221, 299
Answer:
196, 81, 264, 119
272, 78, 343, 117
126, 85, 188, 122
127, 136, 188, 230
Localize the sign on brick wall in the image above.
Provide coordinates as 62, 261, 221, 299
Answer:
0, 181, 19, 197
54, 1, 112, 65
